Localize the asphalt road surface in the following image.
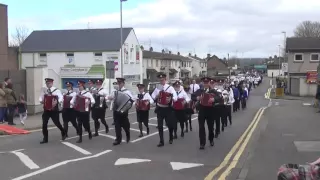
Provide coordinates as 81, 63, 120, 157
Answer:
0, 79, 270, 180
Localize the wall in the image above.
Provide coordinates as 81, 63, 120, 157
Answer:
0, 69, 26, 99
299, 77, 317, 96
267, 69, 284, 77
0, 4, 8, 68
288, 52, 319, 73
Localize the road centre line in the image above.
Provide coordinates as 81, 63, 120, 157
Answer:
218, 107, 266, 180
204, 108, 263, 180
10, 150, 40, 170
11, 150, 112, 180
61, 142, 92, 155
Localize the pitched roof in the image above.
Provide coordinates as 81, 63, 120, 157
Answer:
20, 28, 133, 52
143, 50, 191, 61
286, 37, 320, 51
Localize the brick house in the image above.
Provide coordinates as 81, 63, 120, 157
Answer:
206, 54, 229, 77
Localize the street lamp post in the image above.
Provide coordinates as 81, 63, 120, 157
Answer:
278, 45, 281, 76
120, 0, 127, 78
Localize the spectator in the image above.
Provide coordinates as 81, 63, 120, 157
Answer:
2, 77, 11, 122
17, 94, 27, 125
0, 83, 6, 124
3, 83, 17, 125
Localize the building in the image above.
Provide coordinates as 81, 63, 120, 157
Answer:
286, 37, 320, 96
206, 54, 229, 77
267, 64, 284, 77
142, 47, 192, 82
188, 53, 207, 77
20, 28, 143, 93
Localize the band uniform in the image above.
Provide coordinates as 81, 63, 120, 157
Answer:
39, 78, 66, 144
61, 81, 78, 137
70, 80, 95, 143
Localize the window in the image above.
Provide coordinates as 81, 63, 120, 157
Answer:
39, 53, 47, 57
294, 53, 303, 61
66, 53, 75, 64
310, 53, 319, 61
94, 52, 103, 62
175, 61, 177, 66
156, 60, 159, 67
39, 53, 47, 65
94, 52, 102, 56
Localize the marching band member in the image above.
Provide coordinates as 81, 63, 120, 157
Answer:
91, 79, 109, 137
151, 73, 178, 147
193, 77, 219, 149
39, 78, 66, 144
70, 80, 95, 143
222, 86, 235, 127
108, 78, 133, 146
135, 84, 154, 137
172, 81, 190, 138
86, 80, 96, 92
62, 81, 78, 137
241, 83, 248, 109
232, 82, 240, 112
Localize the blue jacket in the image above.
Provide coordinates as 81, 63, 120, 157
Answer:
243, 90, 248, 98
233, 88, 239, 98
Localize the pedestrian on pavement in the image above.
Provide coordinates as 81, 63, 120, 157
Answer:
39, 78, 66, 144
151, 73, 177, 147
71, 80, 95, 143
61, 82, 78, 137
17, 94, 27, 125
2, 77, 11, 123
3, 83, 17, 125
315, 86, 320, 113
135, 83, 153, 137
108, 78, 133, 146
192, 77, 216, 149
91, 79, 109, 137
0, 83, 6, 124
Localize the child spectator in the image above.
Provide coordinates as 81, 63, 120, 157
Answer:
17, 94, 27, 125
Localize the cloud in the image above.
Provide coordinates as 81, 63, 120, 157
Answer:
20, 0, 320, 58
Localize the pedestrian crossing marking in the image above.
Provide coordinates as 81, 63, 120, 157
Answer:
114, 158, 151, 166
61, 142, 92, 155
130, 128, 147, 134
170, 162, 204, 170
10, 149, 40, 170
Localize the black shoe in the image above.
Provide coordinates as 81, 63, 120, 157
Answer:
40, 140, 48, 144
94, 132, 99, 137
61, 134, 67, 141
65, 134, 69, 138
138, 133, 143, 138
185, 129, 188, 133
88, 132, 92, 140
126, 136, 130, 143
230, 121, 232, 125
76, 138, 82, 143
113, 141, 121, 146
174, 134, 177, 139
222, 127, 224, 132
147, 128, 150, 135
210, 141, 214, 146
181, 132, 184, 137
199, 145, 205, 150
215, 134, 219, 138
157, 142, 164, 147
105, 126, 109, 133
190, 127, 192, 131
169, 139, 173, 144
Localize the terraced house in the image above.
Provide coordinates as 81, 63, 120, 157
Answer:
20, 28, 143, 91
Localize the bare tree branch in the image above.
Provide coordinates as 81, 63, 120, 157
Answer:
9, 26, 30, 47
294, 21, 320, 37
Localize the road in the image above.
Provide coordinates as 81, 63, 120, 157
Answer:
0, 79, 270, 180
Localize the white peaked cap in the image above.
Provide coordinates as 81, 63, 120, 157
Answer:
217, 89, 222, 93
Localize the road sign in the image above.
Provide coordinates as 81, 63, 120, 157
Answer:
105, 61, 115, 79
281, 63, 288, 72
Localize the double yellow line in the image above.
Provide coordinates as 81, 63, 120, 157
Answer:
204, 107, 266, 180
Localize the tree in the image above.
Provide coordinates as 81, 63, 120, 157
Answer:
294, 21, 320, 37
9, 26, 30, 47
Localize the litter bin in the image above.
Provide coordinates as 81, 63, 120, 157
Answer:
275, 88, 284, 97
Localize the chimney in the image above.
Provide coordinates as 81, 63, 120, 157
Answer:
162, 49, 165, 53
169, 51, 171, 54
149, 47, 153, 51
188, 53, 191, 56
177, 52, 180, 55
195, 54, 197, 57
140, 45, 144, 50
207, 53, 211, 58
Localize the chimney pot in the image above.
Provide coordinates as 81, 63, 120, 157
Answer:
149, 47, 153, 51
207, 53, 211, 58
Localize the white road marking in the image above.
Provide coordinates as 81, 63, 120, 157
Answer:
130, 128, 147, 134
64, 128, 114, 140
275, 102, 279, 106
131, 117, 198, 143
148, 123, 162, 127
170, 162, 204, 170
10, 150, 40, 169
61, 142, 92, 155
114, 158, 151, 165
12, 150, 112, 180
98, 133, 125, 142
303, 103, 312, 106
131, 116, 157, 124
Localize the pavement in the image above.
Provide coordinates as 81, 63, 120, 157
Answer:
0, 80, 270, 180
241, 92, 320, 180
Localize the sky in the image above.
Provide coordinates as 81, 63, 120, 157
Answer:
3, 0, 320, 59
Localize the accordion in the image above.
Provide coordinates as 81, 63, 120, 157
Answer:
136, 99, 150, 111
200, 93, 214, 107
43, 94, 58, 111
74, 95, 89, 112
158, 91, 172, 105
63, 95, 73, 109
93, 94, 107, 108
173, 98, 185, 110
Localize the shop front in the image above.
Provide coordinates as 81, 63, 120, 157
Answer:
60, 65, 105, 89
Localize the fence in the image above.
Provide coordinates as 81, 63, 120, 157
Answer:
0, 69, 26, 98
